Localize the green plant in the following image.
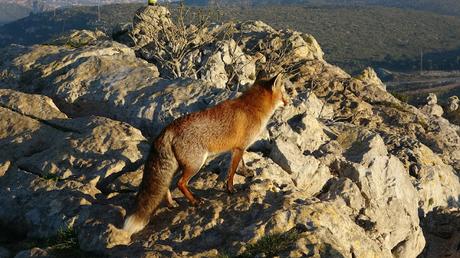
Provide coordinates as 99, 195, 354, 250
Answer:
42, 173, 61, 182
391, 92, 410, 103
219, 229, 301, 258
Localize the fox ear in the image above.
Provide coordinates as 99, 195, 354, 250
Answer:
255, 70, 269, 82
255, 71, 283, 89
269, 73, 284, 89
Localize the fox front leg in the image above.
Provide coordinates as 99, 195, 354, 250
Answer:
227, 148, 244, 194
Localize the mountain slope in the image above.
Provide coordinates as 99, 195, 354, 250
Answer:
1, 3, 460, 74
0, 3, 31, 25
185, 0, 460, 16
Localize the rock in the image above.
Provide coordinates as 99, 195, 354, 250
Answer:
411, 144, 460, 214
0, 90, 147, 252
200, 48, 228, 88
49, 29, 108, 47
424, 116, 460, 171
0, 39, 236, 137
420, 207, 460, 258
356, 67, 386, 90
0, 247, 10, 258
427, 93, 438, 106
422, 104, 444, 118
325, 132, 425, 257
200, 39, 258, 88
112, 23, 134, 46
296, 114, 330, 153
421, 93, 444, 117
130, 6, 173, 49
0, 92, 149, 186
267, 99, 332, 155
269, 138, 313, 174
447, 95, 459, 112
445, 97, 460, 126
1, 166, 95, 238
302, 92, 334, 120
13, 248, 50, 258
104, 166, 143, 193
77, 205, 131, 252
0, 89, 67, 120
266, 134, 332, 197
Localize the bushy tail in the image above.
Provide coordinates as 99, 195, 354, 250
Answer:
123, 131, 177, 235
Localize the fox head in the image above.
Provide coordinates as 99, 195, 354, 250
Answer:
255, 72, 289, 107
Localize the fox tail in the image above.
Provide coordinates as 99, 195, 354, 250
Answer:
123, 131, 177, 235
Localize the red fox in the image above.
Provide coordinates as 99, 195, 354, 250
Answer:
123, 73, 288, 235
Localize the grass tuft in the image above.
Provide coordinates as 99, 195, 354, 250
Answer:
218, 229, 301, 258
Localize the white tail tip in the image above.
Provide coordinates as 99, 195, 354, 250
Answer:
123, 214, 147, 235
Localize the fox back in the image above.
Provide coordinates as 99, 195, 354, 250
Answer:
168, 73, 288, 155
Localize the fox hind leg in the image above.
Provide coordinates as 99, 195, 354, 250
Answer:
165, 190, 178, 208
177, 153, 207, 206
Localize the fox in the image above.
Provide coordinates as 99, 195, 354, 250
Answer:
123, 72, 288, 235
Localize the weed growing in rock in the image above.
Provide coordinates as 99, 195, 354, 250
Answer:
42, 173, 61, 182
219, 229, 301, 258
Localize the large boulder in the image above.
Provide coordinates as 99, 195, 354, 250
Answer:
421, 207, 460, 258
0, 37, 232, 137
0, 90, 142, 251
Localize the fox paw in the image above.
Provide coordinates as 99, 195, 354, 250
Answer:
227, 186, 237, 194
191, 197, 205, 206
167, 200, 179, 209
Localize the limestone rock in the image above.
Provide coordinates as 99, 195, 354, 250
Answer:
0, 247, 10, 258
447, 95, 459, 112
0, 96, 149, 185
77, 205, 131, 252
356, 67, 386, 90
421, 93, 444, 117
269, 138, 314, 175
200, 39, 257, 88
49, 29, 108, 47
411, 144, 460, 214
0, 89, 67, 120
0, 90, 148, 249
427, 93, 438, 106
325, 132, 425, 257
130, 6, 173, 49
13, 248, 50, 258
268, 139, 331, 194
422, 104, 444, 118
421, 207, 460, 258
0, 39, 235, 137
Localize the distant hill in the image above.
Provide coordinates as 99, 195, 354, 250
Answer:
1, 3, 460, 74
185, 0, 460, 16
337, 0, 460, 16
0, 3, 31, 25
0, 4, 143, 47
217, 5, 460, 73
0, 1, 145, 9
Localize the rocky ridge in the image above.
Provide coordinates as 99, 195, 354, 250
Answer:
0, 5, 459, 258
